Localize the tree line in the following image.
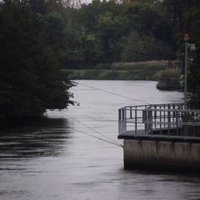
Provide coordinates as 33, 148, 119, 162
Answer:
0, 0, 200, 119
0, 0, 74, 119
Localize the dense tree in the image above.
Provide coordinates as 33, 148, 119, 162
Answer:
70, 0, 171, 65
161, 0, 200, 107
187, 9, 200, 108
1, 0, 200, 112
120, 32, 170, 61
0, 0, 73, 119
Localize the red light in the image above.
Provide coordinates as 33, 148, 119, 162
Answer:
184, 33, 190, 41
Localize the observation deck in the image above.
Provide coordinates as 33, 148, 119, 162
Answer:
118, 103, 200, 142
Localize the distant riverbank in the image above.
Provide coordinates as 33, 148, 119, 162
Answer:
63, 60, 169, 80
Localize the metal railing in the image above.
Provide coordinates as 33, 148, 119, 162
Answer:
118, 103, 200, 139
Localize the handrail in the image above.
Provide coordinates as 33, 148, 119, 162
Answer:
118, 103, 200, 139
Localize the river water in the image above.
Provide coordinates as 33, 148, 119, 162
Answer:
0, 80, 200, 200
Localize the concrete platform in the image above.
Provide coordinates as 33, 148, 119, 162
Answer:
123, 139, 200, 172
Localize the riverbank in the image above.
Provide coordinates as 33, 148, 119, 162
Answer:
63, 60, 168, 80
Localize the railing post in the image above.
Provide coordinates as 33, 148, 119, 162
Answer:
135, 107, 137, 134
123, 109, 126, 133
143, 109, 148, 133
147, 108, 152, 134
118, 109, 122, 135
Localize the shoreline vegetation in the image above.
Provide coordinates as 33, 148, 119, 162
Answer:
63, 60, 182, 91
63, 61, 181, 89
63, 60, 169, 80
2, 0, 197, 120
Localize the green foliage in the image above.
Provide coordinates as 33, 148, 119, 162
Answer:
120, 31, 170, 61
157, 67, 181, 78
188, 9, 200, 108
180, 5, 200, 109
68, 0, 172, 66
0, 0, 73, 119
2, 0, 200, 113
64, 61, 167, 80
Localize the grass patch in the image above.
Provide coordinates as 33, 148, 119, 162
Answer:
62, 60, 169, 80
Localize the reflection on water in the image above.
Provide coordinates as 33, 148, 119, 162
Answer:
0, 80, 200, 200
0, 118, 70, 158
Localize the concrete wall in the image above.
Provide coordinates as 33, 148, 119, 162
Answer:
124, 139, 200, 172
157, 77, 180, 91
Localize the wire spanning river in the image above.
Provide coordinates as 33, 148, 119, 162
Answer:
0, 80, 200, 200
